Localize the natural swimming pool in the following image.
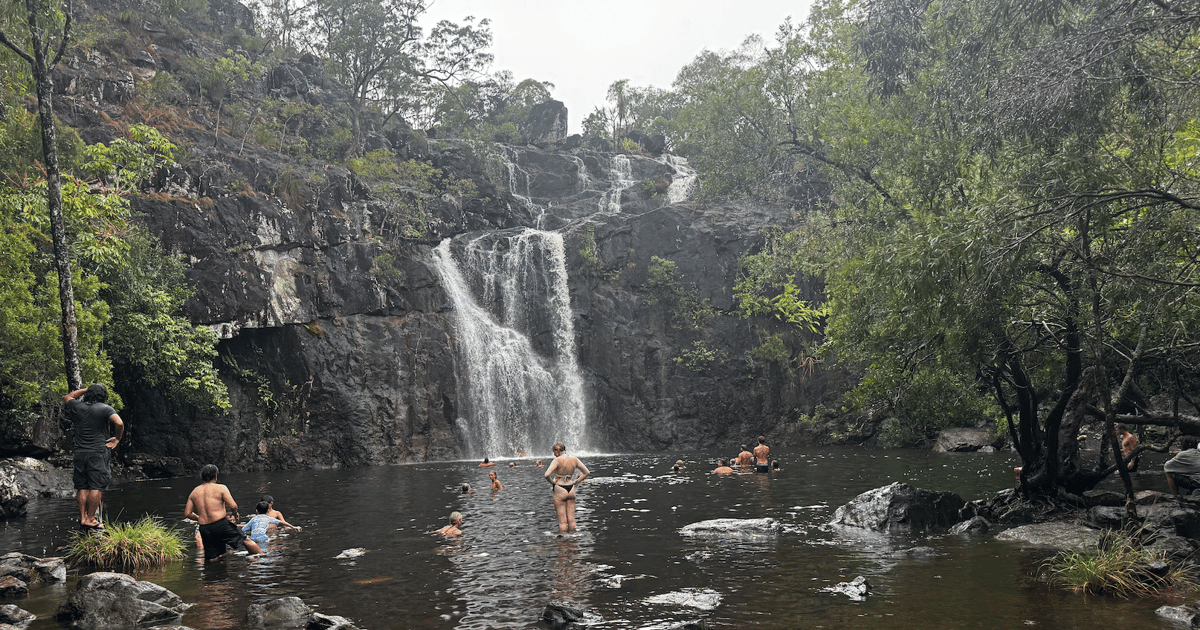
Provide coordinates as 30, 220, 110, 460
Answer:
0, 446, 1185, 629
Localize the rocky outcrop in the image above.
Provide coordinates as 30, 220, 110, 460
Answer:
0, 604, 34, 629
523, 100, 568, 146
678, 518, 780, 538
0, 553, 66, 583
933, 428, 999, 452
247, 597, 311, 627
993, 522, 1100, 550
0, 458, 73, 519
56, 572, 192, 630
829, 482, 966, 532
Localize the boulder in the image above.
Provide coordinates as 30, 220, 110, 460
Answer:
247, 597, 312, 627
932, 428, 998, 452
523, 100, 568, 146
539, 603, 584, 630
0, 604, 34, 629
0, 576, 27, 598
949, 516, 990, 535
829, 482, 966, 532
1082, 489, 1125, 507
1156, 605, 1200, 627
1084, 505, 1129, 530
994, 522, 1100, 550
1146, 533, 1196, 561
1135, 490, 1173, 505
1141, 503, 1200, 539
0, 553, 66, 583
0, 457, 73, 518
56, 572, 191, 630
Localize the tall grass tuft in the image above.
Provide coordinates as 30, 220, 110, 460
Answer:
1044, 526, 1198, 597
66, 516, 187, 572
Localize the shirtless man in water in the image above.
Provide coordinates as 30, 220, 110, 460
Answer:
753, 436, 770, 473
736, 445, 753, 469
184, 464, 261, 561
544, 442, 590, 531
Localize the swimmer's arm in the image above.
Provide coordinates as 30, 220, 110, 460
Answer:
277, 517, 301, 531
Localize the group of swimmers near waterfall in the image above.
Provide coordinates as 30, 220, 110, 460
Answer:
439, 437, 776, 538
183, 464, 300, 562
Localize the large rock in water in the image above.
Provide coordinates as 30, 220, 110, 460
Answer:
933, 428, 999, 452
829, 482, 965, 532
56, 572, 191, 629
0, 458, 74, 519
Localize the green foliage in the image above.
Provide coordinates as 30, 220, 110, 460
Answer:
1044, 527, 1198, 597
178, 50, 263, 106
644, 256, 714, 331
103, 233, 230, 413
370, 252, 401, 279
346, 150, 475, 239
578, 223, 602, 277
65, 516, 187, 571
673, 340, 724, 373
750, 333, 789, 364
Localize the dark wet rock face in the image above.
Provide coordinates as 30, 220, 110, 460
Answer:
0, 458, 73, 519
829, 482, 966, 532
0, 604, 35, 629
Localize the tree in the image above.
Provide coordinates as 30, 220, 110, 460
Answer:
0, 0, 80, 389
310, 0, 492, 154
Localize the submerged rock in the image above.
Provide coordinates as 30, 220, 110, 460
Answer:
539, 603, 584, 630
56, 572, 191, 630
949, 516, 990, 535
335, 548, 368, 559
247, 597, 312, 627
994, 522, 1100, 550
1156, 604, 1199, 627
821, 576, 871, 601
0, 576, 27, 598
307, 612, 361, 630
829, 482, 965, 532
644, 589, 722, 611
678, 518, 779, 538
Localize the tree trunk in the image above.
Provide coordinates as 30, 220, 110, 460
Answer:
25, 0, 82, 390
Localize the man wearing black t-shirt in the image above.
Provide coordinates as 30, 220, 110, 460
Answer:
63, 384, 124, 529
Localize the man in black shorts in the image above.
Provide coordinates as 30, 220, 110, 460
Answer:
184, 464, 261, 561
63, 384, 123, 530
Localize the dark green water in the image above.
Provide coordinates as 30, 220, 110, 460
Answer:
0, 447, 1185, 629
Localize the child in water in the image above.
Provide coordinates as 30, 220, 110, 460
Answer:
241, 501, 301, 551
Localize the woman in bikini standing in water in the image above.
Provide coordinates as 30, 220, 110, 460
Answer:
544, 442, 590, 531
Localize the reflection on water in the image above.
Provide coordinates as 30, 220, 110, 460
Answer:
0, 447, 1184, 629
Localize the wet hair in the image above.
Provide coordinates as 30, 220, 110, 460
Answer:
200, 464, 219, 482
483, 457, 490, 464
717, 459, 726, 466
509, 462, 516, 467
757, 436, 766, 444
449, 511, 462, 525
741, 444, 748, 451
82, 383, 108, 404
672, 464, 680, 472
261, 495, 274, 505
772, 460, 780, 470
461, 484, 471, 493
1183, 436, 1199, 450
552, 442, 566, 453
256, 501, 270, 514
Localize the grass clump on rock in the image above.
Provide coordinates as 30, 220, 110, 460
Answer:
1044, 527, 1197, 597
66, 516, 187, 572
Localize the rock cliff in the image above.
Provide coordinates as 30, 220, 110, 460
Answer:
32, 0, 846, 474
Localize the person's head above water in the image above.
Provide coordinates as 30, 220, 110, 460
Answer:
758, 436, 766, 444
261, 494, 274, 506
201, 464, 219, 482
449, 511, 463, 525
461, 484, 472, 493
256, 501, 271, 514
741, 444, 748, 452
552, 442, 566, 455
488, 471, 497, 480
482, 457, 490, 464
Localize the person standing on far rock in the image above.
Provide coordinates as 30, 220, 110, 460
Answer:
63, 384, 124, 530
185, 464, 262, 561
753, 436, 770, 473
1164, 436, 1200, 496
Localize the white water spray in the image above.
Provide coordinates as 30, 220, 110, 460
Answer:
432, 231, 587, 458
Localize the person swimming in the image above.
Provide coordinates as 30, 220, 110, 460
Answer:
434, 512, 463, 536
479, 458, 495, 468
461, 484, 473, 494
489, 471, 503, 491
544, 442, 590, 531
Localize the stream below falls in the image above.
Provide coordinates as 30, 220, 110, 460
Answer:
0, 446, 1187, 629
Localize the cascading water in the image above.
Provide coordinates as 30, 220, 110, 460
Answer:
662, 154, 699, 203
432, 230, 587, 458
598, 154, 636, 213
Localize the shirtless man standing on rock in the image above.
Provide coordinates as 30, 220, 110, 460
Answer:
185, 464, 261, 561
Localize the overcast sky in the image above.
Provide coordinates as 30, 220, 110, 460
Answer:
422, 1, 817, 134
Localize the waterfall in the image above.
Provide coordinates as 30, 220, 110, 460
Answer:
662, 154, 698, 203
598, 154, 635, 213
432, 230, 587, 458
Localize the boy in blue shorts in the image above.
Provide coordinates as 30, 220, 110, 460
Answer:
242, 501, 301, 551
